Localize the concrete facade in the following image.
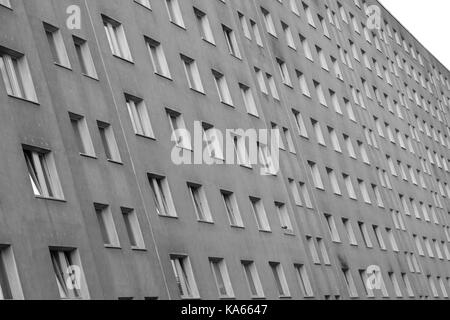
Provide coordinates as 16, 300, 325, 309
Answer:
0, 0, 449, 300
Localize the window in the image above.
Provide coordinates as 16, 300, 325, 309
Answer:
275, 202, 293, 233
23, 147, 64, 199
102, 16, 132, 61
300, 182, 313, 209
145, 37, 171, 78
222, 25, 241, 58
297, 71, 311, 97
0, 246, 23, 300
170, 255, 199, 299
358, 180, 371, 204
303, 3, 316, 27
125, 94, 155, 138
261, 7, 277, 37
294, 264, 313, 297
238, 12, 251, 40
299, 34, 313, 61
94, 203, 120, 247
385, 228, 397, 251
317, 238, 331, 265
97, 121, 121, 162
240, 83, 258, 116
283, 128, 296, 153
121, 207, 145, 249
210, 258, 234, 298
0, 47, 38, 101
316, 46, 329, 71
242, 261, 264, 298
250, 20, 263, 46
232, 134, 251, 168
402, 274, 414, 297
359, 269, 374, 298
188, 183, 213, 223
330, 91, 343, 114
343, 174, 356, 200
266, 73, 279, 100
258, 143, 276, 175
203, 124, 224, 161
148, 174, 177, 217
311, 120, 326, 146
324, 214, 341, 242
282, 22, 296, 49
221, 190, 244, 227
212, 70, 233, 105
50, 249, 89, 299
373, 226, 386, 250
250, 197, 270, 232
167, 110, 191, 150
438, 277, 448, 298
309, 161, 324, 190
342, 268, 358, 298
181, 54, 204, 93
276, 59, 292, 86
342, 218, 358, 245
194, 8, 215, 44
344, 134, 356, 159
358, 222, 373, 248
254, 67, 268, 94
289, 179, 303, 207
73, 36, 97, 78
165, 0, 185, 27
44, 23, 71, 68
314, 81, 327, 106
292, 109, 308, 137
269, 262, 290, 297
69, 113, 95, 157
428, 276, 439, 298
327, 168, 341, 195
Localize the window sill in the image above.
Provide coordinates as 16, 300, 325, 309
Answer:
131, 247, 147, 252
112, 54, 134, 64
107, 159, 124, 165
220, 101, 235, 108
229, 53, 242, 61
283, 230, 296, 236
82, 73, 99, 81
247, 112, 260, 119
170, 21, 186, 30
135, 133, 156, 141
0, 4, 13, 10
202, 38, 216, 46
198, 220, 214, 225
35, 196, 67, 203
259, 229, 272, 234
154, 72, 173, 81
135, 1, 152, 11
158, 214, 178, 219
104, 245, 122, 250
54, 62, 72, 71
80, 153, 97, 159
189, 88, 206, 95
7, 94, 39, 106
230, 225, 245, 230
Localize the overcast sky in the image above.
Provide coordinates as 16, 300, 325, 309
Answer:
379, 0, 450, 71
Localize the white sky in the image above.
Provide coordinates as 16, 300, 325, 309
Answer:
379, 0, 450, 71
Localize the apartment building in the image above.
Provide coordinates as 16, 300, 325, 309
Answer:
0, 0, 449, 300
